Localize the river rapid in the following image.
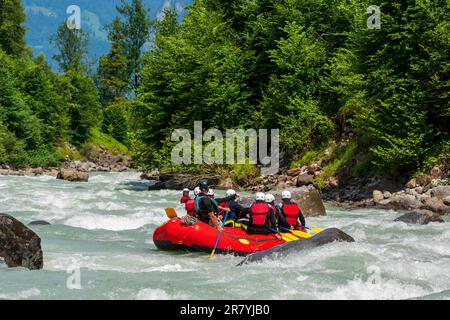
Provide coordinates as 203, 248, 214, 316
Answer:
1, 172, 449, 300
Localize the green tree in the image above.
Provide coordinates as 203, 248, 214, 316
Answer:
51, 22, 89, 73
116, 0, 153, 92
0, 0, 26, 56
60, 71, 101, 144
98, 18, 129, 103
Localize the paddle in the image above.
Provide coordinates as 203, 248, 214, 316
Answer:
270, 228, 299, 242
209, 211, 229, 259
164, 208, 178, 219
279, 226, 312, 239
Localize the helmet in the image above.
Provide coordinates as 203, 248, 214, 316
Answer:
199, 181, 209, 192
281, 190, 292, 199
226, 189, 236, 197
207, 189, 214, 196
255, 192, 265, 201
183, 188, 189, 193
265, 193, 275, 203
194, 187, 201, 195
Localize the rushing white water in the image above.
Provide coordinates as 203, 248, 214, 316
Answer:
0, 172, 449, 300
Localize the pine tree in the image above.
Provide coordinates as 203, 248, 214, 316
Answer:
98, 18, 129, 103
51, 22, 89, 73
0, 0, 27, 56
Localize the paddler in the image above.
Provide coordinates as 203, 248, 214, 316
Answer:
277, 190, 306, 230
247, 192, 277, 235
194, 181, 224, 232
180, 188, 191, 204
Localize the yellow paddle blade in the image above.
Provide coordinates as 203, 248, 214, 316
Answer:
164, 208, 178, 219
290, 230, 312, 239
280, 233, 299, 242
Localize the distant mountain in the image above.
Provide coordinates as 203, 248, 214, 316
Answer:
22, 0, 192, 71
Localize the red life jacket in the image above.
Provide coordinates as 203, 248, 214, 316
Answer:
185, 199, 195, 216
250, 203, 270, 227
282, 203, 300, 227
180, 195, 190, 204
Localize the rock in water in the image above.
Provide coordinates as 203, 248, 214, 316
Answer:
28, 220, 51, 226
296, 186, 326, 217
237, 228, 354, 265
239, 186, 326, 217
56, 168, 89, 182
394, 210, 444, 225
0, 214, 43, 270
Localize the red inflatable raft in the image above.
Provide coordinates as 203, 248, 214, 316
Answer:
153, 217, 317, 256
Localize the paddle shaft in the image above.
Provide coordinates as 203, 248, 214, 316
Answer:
209, 211, 229, 258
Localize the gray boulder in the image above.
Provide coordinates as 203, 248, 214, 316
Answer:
57, 168, 89, 182
0, 214, 43, 270
28, 220, 51, 226
394, 210, 444, 225
240, 186, 326, 217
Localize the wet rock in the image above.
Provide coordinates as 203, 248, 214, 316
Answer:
296, 173, 314, 187
384, 194, 422, 210
429, 186, 450, 199
373, 190, 384, 203
422, 198, 450, 214
240, 186, 326, 217
394, 210, 444, 225
0, 214, 43, 270
443, 196, 450, 206
28, 220, 51, 226
148, 181, 165, 190
141, 169, 160, 181
56, 168, 89, 182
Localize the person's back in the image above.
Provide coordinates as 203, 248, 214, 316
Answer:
195, 182, 223, 231
278, 190, 306, 230
247, 193, 277, 235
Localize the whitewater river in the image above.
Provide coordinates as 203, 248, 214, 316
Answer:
1, 172, 449, 300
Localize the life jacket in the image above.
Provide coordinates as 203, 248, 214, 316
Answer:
282, 203, 300, 227
180, 195, 190, 204
250, 203, 270, 227
218, 200, 234, 219
185, 199, 195, 216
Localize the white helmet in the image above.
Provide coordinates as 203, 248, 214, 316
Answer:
183, 188, 189, 192
265, 193, 275, 203
207, 189, 214, 196
226, 189, 236, 197
194, 187, 201, 195
281, 190, 292, 199
255, 192, 265, 201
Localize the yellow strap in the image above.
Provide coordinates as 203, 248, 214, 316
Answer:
164, 208, 178, 219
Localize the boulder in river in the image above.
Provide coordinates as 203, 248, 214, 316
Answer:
394, 210, 444, 225
240, 185, 326, 217
0, 214, 43, 270
56, 168, 89, 182
28, 220, 51, 226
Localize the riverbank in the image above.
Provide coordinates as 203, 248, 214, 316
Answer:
0, 144, 135, 177
141, 164, 450, 216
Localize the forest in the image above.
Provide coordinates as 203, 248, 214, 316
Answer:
0, 0, 449, 186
